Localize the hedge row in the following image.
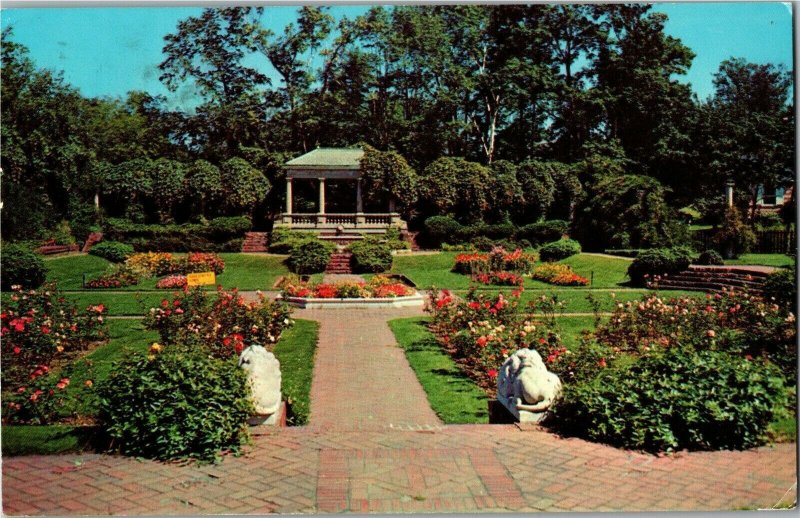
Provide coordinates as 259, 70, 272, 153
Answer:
103, 217, 250, 252
423, 216, 568, 248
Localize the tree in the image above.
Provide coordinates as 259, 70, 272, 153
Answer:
359, 145, 418, 216
219, 158, 270, 215
704, 58, 794, 220
417, 157, 491, 223
514, 160, 557, 224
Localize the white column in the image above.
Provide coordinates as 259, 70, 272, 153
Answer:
318, 177, 326, 225
726, 180, 734, 208
285, 177, 293, 214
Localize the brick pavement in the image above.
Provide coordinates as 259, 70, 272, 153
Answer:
2, 307, 797, 514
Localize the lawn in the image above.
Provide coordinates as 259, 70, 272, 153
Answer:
41, 253, 291, 292
62, 292, 167, 315
2, 317, 319, 455
724, 254, 794, 268
392, 252, 634, 290
389, 317, 488, 424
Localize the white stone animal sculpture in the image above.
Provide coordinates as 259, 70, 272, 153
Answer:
497, 348, 562, 415
238, 345, 282, 416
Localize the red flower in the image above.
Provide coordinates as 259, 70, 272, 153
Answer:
41, 326, 51, 334
223, 336, 232, 346
13, 347, 21, 355
488, 369, 498, 379
161, 299, 169, 308
468, 302, 481, 310
477, 336, 488, 348
598, 358, 607, 368
234, 343, 244, 354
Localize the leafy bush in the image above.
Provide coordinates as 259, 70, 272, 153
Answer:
516, 220, 569, 245
763, 269, 796, 310
603, 249, 644, 258
539, 239, 581, 262
125, 252, 177, 277
207, 216, 252, 240
349, 239, 393, 273
268, 228, 317, 253
287, 239, 334, 274
470, 236, 495, 252
144, 288, 293, 360
712, 206, 756, 259
696, 250, 724, 266
98, 346, 254, 462
181, 252, 225, 275
471, 271, 524, 286
84, 264, 142, 289
103, 218, 245, 252
627, 247, 693, 286
553, 348, 786, 451
468, 223, 515, 240
1, 244, 47, 290
441, 242, 476, 252
424, 216, 463, 248
89, 241, 134, 263
532, 264, 589, 286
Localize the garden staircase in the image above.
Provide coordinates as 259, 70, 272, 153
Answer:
325, 252, 353, 274
81, 232, 103, 253
650, 265, 773, 294
241, 232, 269, 253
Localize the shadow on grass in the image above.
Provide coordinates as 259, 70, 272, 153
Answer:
2, 425, 111, 457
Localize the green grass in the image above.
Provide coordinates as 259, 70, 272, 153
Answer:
42, 253, 291, 292
60, 292, 166, 315
272, 319, 319, 426
2, 425, 101, 456
392, 252, 634, 290
724, 254, 794, 268
389, 317, 488, 423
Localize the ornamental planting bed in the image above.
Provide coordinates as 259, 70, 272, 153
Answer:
278, 275, 425, 309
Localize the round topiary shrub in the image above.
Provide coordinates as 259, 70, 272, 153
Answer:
516, 220, 569, 245
470, 236, 495, 252
424, 216, 463, 248
98, 345, 254, 462
349, 239, 393, 273
89, 241, 135, 263
1, 244, 47, 290
552, 348, 787, 452
539, 238, 581, 262
627, 247, 693, 286
696, 250, 724, 266
288, 239, 334, 274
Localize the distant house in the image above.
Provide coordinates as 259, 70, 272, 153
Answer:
755, 184, 793, 214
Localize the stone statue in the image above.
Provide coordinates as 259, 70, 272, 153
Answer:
497, 348, 562, 422
238, 345, 282, 418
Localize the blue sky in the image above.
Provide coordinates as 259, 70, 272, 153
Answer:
1, 3, 793, 110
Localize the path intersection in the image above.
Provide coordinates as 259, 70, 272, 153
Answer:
3, 305, 797, 514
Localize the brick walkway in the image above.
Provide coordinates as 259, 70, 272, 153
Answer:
2, 307, 797, 514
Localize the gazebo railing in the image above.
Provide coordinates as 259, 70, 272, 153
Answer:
280, 213, 402, 228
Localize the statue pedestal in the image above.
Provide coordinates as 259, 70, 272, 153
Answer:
248, 401, 287, 427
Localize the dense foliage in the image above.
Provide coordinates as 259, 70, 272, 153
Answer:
88, 241, 134, 263
98, 345, 254, 462
627, 247, 693, 286
539, 239, 582, 262
696, 250, 724, 266
1, 244, 47, 290
763, 269, 797, 310
711, 206, 756, 259
348, 238, 393, 273
287, 239, 334, 274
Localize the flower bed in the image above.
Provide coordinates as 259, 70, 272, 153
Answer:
144, 287, 292, 360
531, 264, 589, 286
453, 248, 536, 275
280, 275, 422, 308
2, 284, 108, 424
156, 275, 188, 289
471, 271, 524, 286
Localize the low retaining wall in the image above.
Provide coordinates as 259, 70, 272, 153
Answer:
280, 293, 425, 309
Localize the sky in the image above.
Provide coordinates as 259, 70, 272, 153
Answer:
0, 2, 794, 111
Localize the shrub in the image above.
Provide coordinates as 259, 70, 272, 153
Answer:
763, 269, 796, 310
103, 218, 244, 252
441, 242, 476, 252
553, 348, 787, 451
424, 216, 463, 247
627, 247, 692, 286
156, 275, 187, 289
181, 252, 225, 275
125, 252, 177, 277
349, 239, 393, 273
98, 346, 254, 462
207, 216, 252, 240
144, 288, 292, 359
516, 220, 569, 245
471, 272, 524, 286
470, 223, 515, 240
470, 236, 495, 252
603, 249, 644, 258
1, 244, 47, 290
84, 264, 141, 289
1, 284, 108, 388
89, 241, 135, 263
453, 253, 491, 275
539, 238, 581, 262
287, 239, 334, 274
696, 250, 724, 266
268, 228, 317, 254
712, 206, 756, 259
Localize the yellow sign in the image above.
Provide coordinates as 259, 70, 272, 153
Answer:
186, 271, 216, 287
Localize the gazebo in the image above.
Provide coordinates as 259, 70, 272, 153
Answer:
276, 147, 406, 233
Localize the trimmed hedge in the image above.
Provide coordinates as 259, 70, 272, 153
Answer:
627, 247, 693, 286
696, 250, 724, 266
515, 220, 569, 245
103, 217, 250, 252
349, 239, 393, 273
604, 249, 644, 258
89, 241, 134, 263
288, 239, 334, 274
539, 239, 581, 262
1, 244, 47, 290
424, 216, 463, 248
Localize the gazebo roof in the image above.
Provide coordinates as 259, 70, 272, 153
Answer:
285, 147, 364, 170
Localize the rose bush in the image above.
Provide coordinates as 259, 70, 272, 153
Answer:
156, 275, 188, 289
532, 264, 590, 286
281, 275, 414, 299
143, 287, 292, 360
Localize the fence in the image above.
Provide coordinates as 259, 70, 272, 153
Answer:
692, 229, 796, 254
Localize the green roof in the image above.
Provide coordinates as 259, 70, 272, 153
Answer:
285, 147, 363, 169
